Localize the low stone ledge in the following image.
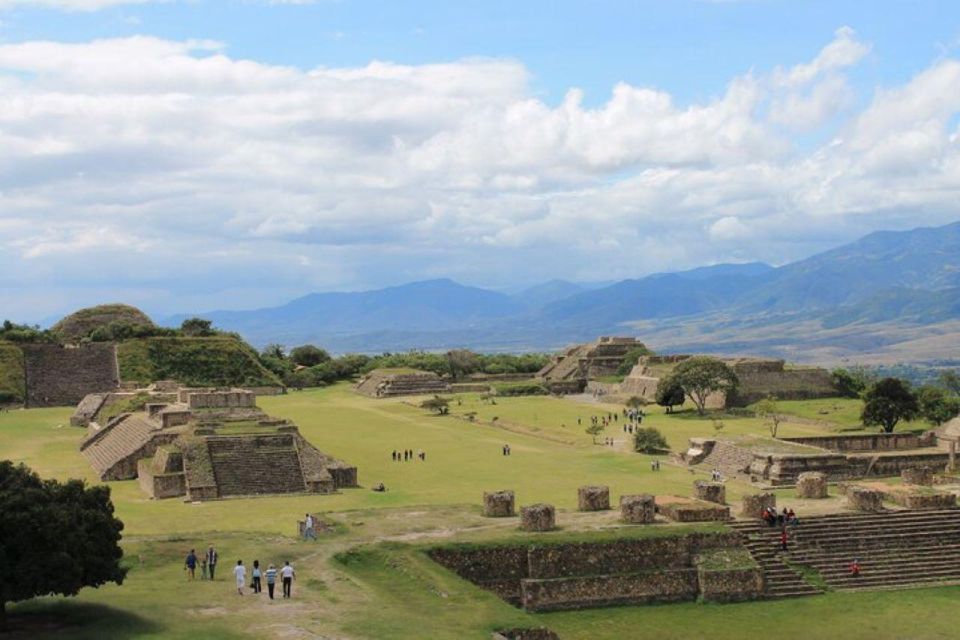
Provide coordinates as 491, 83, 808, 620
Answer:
620, 494, 656, 524
577, 485, 610, 511
796, 472, 828, 499
739, 493, 776, 519
484, 490, 516, 517
846, 486, 884, 511
902, 466, 934, 486
693, 480, 726, 505
492, 628, 561, 640
697, 567, 764, 603
520, 503, 556, 531
656, 496, 730, 523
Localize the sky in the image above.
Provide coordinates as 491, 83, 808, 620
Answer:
1, 0, 960, 322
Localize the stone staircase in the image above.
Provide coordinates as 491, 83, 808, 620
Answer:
208, 435, 307, 496
734, 509, 960, 593
698, 440, 756, 479
730, 520, 823, 599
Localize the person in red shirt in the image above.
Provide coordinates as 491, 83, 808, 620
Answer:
849, 558, 861, 576
780, 528, 788, 551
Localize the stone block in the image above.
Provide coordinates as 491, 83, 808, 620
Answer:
483, 490, 516, 517
901, 466, 934, 486
847, 486, 884, 512
577, 485, 610, 511
619, 494, 656, 524
796, 472, 828, 499
520, 503, 556, 531
693, 480, 726, 504
739, 493, 776, 519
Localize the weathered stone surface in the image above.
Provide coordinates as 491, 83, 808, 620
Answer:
902, 466, 934, 486
577, 485, 610, 511
23, 343, 120, 408
656, 497, 730, 522
520, 503, 556, 531
693, 480, 726, 504
697, 567, 764, 603
492, 628, 560, 640
886, 489, 956, 510
796, 472, 828, 499
521, 569, 698, 611
620, 494, 656, 524
847, 486, 884, 511
740, 493, 776, 518
484, 490, 516, 517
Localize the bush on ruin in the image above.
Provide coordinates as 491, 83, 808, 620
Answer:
290, 344, 332, 367
633, 427, 668, 454
421, 396, 450, 415
0, 461, 126, 625
671, 357, 738, 415
616, 345, 654, 376
654, 376, 685, 413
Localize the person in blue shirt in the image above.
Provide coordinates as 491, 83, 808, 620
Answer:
184, 549, 197, 580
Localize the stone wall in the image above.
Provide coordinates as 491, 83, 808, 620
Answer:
740, 493, 775, 519
902, 466, 935, 486
429, 531, 752, 612
187, 389, 256, 409
847, 486, 885, 511
693, 481, 726, 505
136, 458, 187, 499
656, 497, 730, 522
520, 504, 556, 531
620, 495, 656, 524
577, 486, 610, 511
697, 567, 764, 603
23, 343, 119, 407
728, 364, 835, 406
780, 434, 925, 452
484, 490, 516, 517
796, 472, 828, 499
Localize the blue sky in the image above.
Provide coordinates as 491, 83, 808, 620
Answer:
1, 1, 960, 321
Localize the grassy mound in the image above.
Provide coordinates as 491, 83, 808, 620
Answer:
52, 304, 155, 342
117, 336, 281, 388
0, 341, 24, 403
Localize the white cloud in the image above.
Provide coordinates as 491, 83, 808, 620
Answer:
1, 29, 959, 319
0, 0, 155, 11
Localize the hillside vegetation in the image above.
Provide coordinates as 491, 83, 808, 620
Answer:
0, 341, 24, 403
117, 336, 281, 387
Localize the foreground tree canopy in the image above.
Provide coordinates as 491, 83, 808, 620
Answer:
861, 378, 920, 433
0, 461, 126, 623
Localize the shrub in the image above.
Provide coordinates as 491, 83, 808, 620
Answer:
634, 427, 669, 454
492, 382, 549, 397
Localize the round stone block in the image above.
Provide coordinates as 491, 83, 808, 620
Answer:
577, 485, 611, 511
520, 503, 556, 531
796, 472, 828, 499
483, 490, 516, 517
740, 492, 776, 519
619, 494, 656, 524
693, 480, 726, 505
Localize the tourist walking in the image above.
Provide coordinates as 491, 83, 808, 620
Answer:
207, 545, 218, 580
265, 564, 278, 599
252, 560, 262, 594
304, 513, 317, 540
780, 528, 789, 551
200, 557, 208, 580
281, 561, 295, 598
234, 560, 246, 595
184, 549, 197, 580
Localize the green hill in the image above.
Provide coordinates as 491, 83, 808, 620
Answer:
0, 341, 24, 403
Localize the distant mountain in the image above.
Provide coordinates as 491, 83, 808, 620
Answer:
164, 221, 960, 362
511, 280, 585, 308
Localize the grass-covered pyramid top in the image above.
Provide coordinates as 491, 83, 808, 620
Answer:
52, 304, 156, 342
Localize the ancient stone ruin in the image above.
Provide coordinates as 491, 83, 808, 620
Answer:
620, 494, 656, 524
354, 368, 452, 398
655, 496, 730, 522
739, 493, 775, 518
577, 485, 610, 511
22, 343, 120, 408
520, 504, 556, 531
846, 486, 885, 511
693, 480, 726, 505
483, 490, 516, 517
78, 386, 358, 500
429, 530, 761, 611
536, 336, 647, 393
901, 466, 934, 486
796, 472, 828, 498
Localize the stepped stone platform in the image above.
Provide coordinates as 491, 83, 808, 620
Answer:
536, 337, 646, 394
23, 343, 120, 408
734, 509, 960, 593
429, 530, 760, 611
354, 368, 451, 398
81, 386, 358, 500
686, 434, 953, 486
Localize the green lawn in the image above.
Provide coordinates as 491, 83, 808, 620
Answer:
0, 384, 954, 639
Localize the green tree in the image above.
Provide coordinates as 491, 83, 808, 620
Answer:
754, 395, 783, 438
861, 378, 919, 433
420, 396, 450, 415
261, 344, 286, 360
615, 345, 654, 376
585, 422, 605, 444
671, 357, 739, 415
445, 349, 480, 381
0, 461, 126, 624
633, 427, 668, 454
831, 367, 874, 398
180, 317, 214, 337
940, 370, 960, 396
625, 396, 648, 409
917, 385, 960, 426
289, 344, 331, 367
655, 376, 686, 413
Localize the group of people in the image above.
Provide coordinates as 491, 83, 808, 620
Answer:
762, 506, 799, 529
501, 443, 512, 456
183, 546, 297, 599
650, 459, 662, 471
623, 407, 645, 425
392, 449, 425, 461
601, 437, 616, 447
709, 469, 724, 481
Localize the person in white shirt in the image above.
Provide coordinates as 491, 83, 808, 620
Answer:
280, 561, 295, 598
233, 560, 246, 595
304, 513, 316, 540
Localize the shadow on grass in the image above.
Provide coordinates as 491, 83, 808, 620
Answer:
2, 600, 161, 640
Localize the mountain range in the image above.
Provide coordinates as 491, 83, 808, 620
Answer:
164, 221, 960, 364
